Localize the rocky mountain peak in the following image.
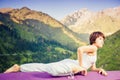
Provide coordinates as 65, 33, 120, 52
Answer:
102, 6, 120, 19
61, 6, 120, 36
2, 7, 63, 27
20, 7, 31, 11
0, 8, 14, 13
61, 8, 95, 26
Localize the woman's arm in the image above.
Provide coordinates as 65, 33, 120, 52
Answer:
77, 47, 83, 66
90, 63, 107, 76
77, 45, 97, 67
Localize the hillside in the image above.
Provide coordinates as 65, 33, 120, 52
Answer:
97, 30, 120, 70
61, 6, 120, 36
0, 7, 63, 28
0, 7, 86, 49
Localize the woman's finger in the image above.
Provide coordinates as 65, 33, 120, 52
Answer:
103, 71, 108, 76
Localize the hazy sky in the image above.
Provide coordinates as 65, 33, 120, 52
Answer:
0, 0, 120, 20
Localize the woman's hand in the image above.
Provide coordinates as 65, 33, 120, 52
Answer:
98, 68, 107, 76
72, 66, 87, 76
80, 68, 87, 76
91, 63, 107, 76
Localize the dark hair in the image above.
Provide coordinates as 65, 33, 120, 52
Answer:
89, 31, 105, 45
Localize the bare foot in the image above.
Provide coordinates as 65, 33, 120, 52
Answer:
4, 64, 20, 73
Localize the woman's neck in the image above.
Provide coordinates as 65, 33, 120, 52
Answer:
92, 43, 98, 49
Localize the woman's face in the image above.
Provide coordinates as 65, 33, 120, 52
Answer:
94, 36, 104, 48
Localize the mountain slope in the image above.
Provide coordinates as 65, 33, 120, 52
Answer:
61, 6, 120, 36
5, 7, 63, 28
0, 8, 13, 13
97, 30, 120, 70
0, 7, 87, 49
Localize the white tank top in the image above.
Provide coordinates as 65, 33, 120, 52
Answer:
81, 53, 97, 69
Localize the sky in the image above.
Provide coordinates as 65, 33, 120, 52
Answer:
0, 0, 120, 20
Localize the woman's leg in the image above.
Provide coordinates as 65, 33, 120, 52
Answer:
4, 64, 20, 73
4, 63, 46, 73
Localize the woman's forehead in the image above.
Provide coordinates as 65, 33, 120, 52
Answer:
97, 36, 104, 39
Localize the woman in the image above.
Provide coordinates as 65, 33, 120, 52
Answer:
4, 31, 107, 76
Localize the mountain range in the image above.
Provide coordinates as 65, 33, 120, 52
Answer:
0, 7, 86, 49
61, 6, 120, 36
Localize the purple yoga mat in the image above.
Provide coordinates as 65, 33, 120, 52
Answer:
0, 71, 120, 80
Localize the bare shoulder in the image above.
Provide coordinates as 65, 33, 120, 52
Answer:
78, 45, 97, 53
